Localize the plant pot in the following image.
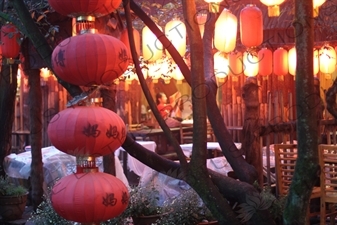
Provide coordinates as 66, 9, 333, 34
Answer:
0, 194, 28, 221
198, 221, 219, 225
132, 213, 165, 225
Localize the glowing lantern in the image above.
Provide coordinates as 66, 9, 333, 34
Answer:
214, 51, 229, 82
258, 47, 273, 77
147, 62, 162, 83
120, 28, 141, 63
214, 9, 237, 53
47, 106, 126, 157
319, 45, 336, 74
243, 51, 259, 77
288, 47, 296, 76
313, 0, 326, 17
1, 24, 20, 59
142, 25, 163, 62
51, 32, 128, 86
165, 19, 186, 58
172, 65, 184, 84
204, 0, 223, 13
273, 47, 288, 76
196, 13, 208, 38
229, 51, 243, 78
260, 0, 285, 17
47, 0, 121, 18
240, 5, 263, 48
40, 67, 52, 81
314, 49, 319, 76
51, 172, 129, 223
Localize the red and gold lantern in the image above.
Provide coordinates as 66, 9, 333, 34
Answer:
258, 47, 273, 77
1, 24, 20, 59
51, 33, 129, 86
51, 172, 129, 223
229, 51, 243, 77
273, 47, 288, 76
47, 0, 121, 18
214, 9, 237, 53
240, 4, 263, 48
47, 106, 126, 157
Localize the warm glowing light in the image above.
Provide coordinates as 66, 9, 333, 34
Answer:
40, 67, 51, 81
260, 0, 285, 17
273, 47, 288, 76
196, 13, 208, 38
313, 0, 326, 17
204, 0, 223, 12
288, 47, 296, 76
243, 51, 259, 77
314, 49, 319, 76
214, 51, 229, 82
229, 51, 243, 77
172, 65, 184, 84
165, 19, 186, 58
142, 25, 163, 62
214, 9, 237, 53
258, 47, 273, 77
240, 4, 263, 48
319, 45, 336, 74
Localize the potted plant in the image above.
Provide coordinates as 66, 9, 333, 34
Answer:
158, 188, 218, 225
0, 176, 28, 221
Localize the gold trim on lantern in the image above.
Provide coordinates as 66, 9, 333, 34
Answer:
76, 16, 96, 22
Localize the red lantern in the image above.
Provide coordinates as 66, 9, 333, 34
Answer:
47, 0, 121, 18
51, 172, 129, 223
273, 47, 288, 76
120, 28, 141, 63
52, 33, 129, 86
240, 4, 263, 48
1, 24, 20, 58
229, 51, 243, 77
47, 106, 126, 157
258, 47, 272, 76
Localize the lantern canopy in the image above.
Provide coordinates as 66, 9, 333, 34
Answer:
142, 25, 163, 62
319, 45, 336, 74
229, 51, 243, 77
47, 0, 121, 18
51, 33, 128, 86
258, 47, 273, 76
1, 24, 20, 59
240, 4, 263, 48
260, 0, 285, 17
243, 51, 259, 77
165, 19, 186, 58
214, 9, 237, 53
47, 106, 126, 157
120, 28, 141, 63
214, 51, 229, 82
288, 47, 296, 76
51, 172, 129, 223
273, 47, 288, 76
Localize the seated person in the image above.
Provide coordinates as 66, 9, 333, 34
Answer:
156, 92, 182, 128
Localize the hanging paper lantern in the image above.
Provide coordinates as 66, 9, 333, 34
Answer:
120, 28, 141, 63
51, 172, 129, 223
243, 51, 259, 77
214, 51, 229, 82
165, 19, 186, 58
47, 0, 121, 18
214, 9, 237, 53
51, 33, 128, 86
172, 64, 184, 84
313, 49, 319, 76
204, 0, 223, 12
319, 45, 336, 74
260, 0, 285, 17
1, 24, 20, 59
196, 13, 208, 38
142, 25, 163, 62
229, 51, 243, 77
47, 106, 126, 157
313, 0, 326, 17
273, 47, 288, 76
240, 4, 263, 48
258, 47, 272, 76
288, 47, 296, 76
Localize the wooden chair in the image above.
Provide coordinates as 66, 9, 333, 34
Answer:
179, 123, 215, 144
319, 144, 337, 225
274, 144, 321, 223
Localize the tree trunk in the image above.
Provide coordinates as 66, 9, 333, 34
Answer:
283, 1, 320, 224
0, 62, 18, 177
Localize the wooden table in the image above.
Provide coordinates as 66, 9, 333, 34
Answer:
129, 127, 193, 155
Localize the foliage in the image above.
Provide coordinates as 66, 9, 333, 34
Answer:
158, 188, 216, 225
0, 176, 27, 196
